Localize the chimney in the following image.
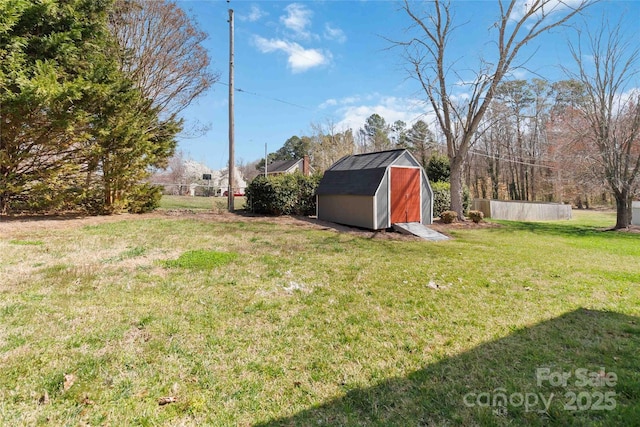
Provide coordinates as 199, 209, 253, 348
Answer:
303, 155, 310, 176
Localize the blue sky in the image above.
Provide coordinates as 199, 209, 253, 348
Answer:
174, 0, 639, 170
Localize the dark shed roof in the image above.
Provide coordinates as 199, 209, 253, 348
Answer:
327, 149, 407, 171
316, 149, 408, 196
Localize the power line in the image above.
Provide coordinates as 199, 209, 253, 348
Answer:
214, 81, 313, 111
468, 148, 557, 169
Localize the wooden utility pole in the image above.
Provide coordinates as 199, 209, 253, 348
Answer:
227, 8, 235, 212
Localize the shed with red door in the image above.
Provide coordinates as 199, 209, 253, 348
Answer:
316, 149, 433, 230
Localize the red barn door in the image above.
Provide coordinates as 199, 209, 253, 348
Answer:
390, 167, 421, 224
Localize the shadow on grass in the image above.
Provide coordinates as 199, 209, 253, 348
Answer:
0, 213, 90, 223
488, 220, 639, 240
256, 309, 640, 426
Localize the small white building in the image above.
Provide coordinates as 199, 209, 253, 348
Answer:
632, 201, 640, 226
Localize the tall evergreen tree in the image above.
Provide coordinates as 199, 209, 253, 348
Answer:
0, 0, 189, 214
406, 120, 436, 169
0, 0, 113, 214
359, 114, 392, 152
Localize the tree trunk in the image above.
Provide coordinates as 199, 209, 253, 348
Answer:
492, 178, 499, 199
450, 156, 465, 219
0, 165, 9, 215
0, 194, 7, 216
614, 189, 632, 229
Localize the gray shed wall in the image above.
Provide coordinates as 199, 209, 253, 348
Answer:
391, 153, 417, 167
633, 201, 640, 226
375, 172, 389, 229
421, 172, 433, 225
317, 194, 375, 229
473, 199, 572, 221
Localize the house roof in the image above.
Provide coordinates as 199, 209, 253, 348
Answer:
266, 159, 301, 173
316, 149, 409, 196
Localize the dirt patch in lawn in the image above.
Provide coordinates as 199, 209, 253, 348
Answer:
166, 210, 424, 241
0, 210, 421, 241
0, 212, 165, 238
0, 209, 510, 241
609, 225, 640, 233
429, 218, 502, 234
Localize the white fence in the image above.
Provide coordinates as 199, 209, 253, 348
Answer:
153, 183, 245, 197
473, 199, 572, 221
633, 201, 640, 226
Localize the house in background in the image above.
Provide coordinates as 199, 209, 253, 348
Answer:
153, 159, 247, 196
633, 201, 640, 226
266, 156, 312, 176
316, 149, 433, 230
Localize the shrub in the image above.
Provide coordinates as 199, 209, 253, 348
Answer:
431, 181, 471, 218
440, 210, 458, 224
468, 210, 484, 223
3, 176, 162, 215
246, 173, 321, 216
426, 154, 450, 183
126, 183, 163, 214
9, 177, 86, 214
77, 186, 106, 215
431, 181, 451, 218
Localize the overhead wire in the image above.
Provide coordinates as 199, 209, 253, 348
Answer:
214, 81, 314, 111
467, 148, 557, 169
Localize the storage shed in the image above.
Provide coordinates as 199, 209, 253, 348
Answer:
316, 149, 433, 230
633, 201, 640, 226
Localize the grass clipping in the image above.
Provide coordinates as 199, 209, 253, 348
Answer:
162, 249, 237, 270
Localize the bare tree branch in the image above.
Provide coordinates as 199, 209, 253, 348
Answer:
393, 0, 593, 217
564, 15, 640, 228
109, 0, 219, 121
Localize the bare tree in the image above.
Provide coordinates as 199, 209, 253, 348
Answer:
546, 80, 605, 207
565, 18, 640, 229
473, 102, 511, 200
109, 0, 218, 120
396, 0, 591, 218
310, 120, 355, 173
237, 158, 262, 183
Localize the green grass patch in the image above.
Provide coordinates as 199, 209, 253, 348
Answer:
103, 246, 147, 263
162, 249, 237, 270
159, 195, 245, 211
9, 239, 44, 246
0, 211, 638, 426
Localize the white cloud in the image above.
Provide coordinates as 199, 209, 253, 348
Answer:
238, 4, 268, 22
507, 68, 530, 80
615, 88, 640, 113
330, 95, 435, 132
319, 99, 338, 109
448, 92, 471, 103
254, 36, 330, 73
509, 0, 588, 22
324, 23, 346, 43
318, 96, 362, 109
240, 4, 266, 22
281, 3, 313, 39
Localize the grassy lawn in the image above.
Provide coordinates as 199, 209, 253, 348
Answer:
0, 211, 638, 426
159, 195, 246, 212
